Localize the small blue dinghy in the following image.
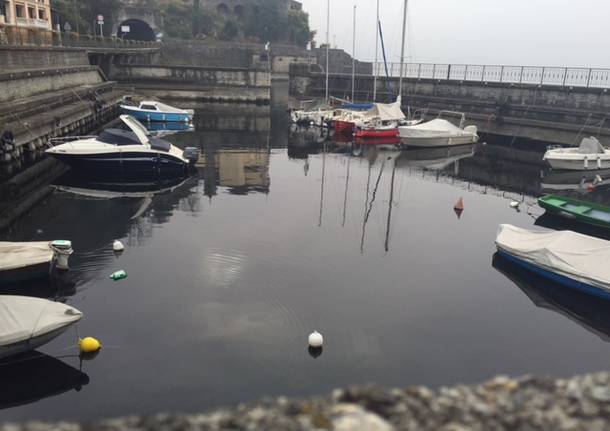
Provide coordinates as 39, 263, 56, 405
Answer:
495, 224, 610, 299
120, 101, 194, 123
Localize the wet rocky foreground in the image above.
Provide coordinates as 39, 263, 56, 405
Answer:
4, 372, 610, 431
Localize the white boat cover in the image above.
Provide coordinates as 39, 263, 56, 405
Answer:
495, 224, 610, 291
579, 137, 605, 154
0, 242, 53, 271
404, 119, 464, 134
0, 296, 82, 347
367, 97, 406, 122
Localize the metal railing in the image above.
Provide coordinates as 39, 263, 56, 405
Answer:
0, 25, 160, 49
372, 62, 610, 89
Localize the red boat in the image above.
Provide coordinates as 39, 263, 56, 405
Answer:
354, 128, 399, 139
334, 120, 355, 134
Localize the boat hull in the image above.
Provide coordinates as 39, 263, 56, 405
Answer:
334, 120, 355, 134
0, 325, 76, 360
355, 129, 399, 139
544, 157, 610, 171
400, 135, 478, 147
121, 107, 191, 123
538, 195, 610, 230
496, 249, 610, 300
49, 151, 187, 174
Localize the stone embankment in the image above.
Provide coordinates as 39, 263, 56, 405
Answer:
5, 372, 610, 431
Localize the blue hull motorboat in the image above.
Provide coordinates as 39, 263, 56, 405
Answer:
120, 101, 194, 123
495, 224, 610, 300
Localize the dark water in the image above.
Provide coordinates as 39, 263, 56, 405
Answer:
2, 107, 610, 422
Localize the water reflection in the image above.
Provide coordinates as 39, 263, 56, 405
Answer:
0, 352, 88, 410
493, 253, 610, 342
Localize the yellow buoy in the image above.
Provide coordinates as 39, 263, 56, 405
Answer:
79, 337, 102, 353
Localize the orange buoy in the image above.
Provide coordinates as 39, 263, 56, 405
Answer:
454, 197, 464, 211
453, 197, 464, 219
587, 183, 595, 193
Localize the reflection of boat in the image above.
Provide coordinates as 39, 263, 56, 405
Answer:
354, 136, 400, 147
398, 114, 478, 147
493, 252, 610, 342
0, 272, 77, 300
46, 115, 189, 174
495, 224, 610, 299
539, 194, 610, 230
53, 173, 187, 200
120, 101, 194, 123
398, 144, 477, 171
0, 241, 73, 284
535, 213, 610, 241
0, 296, 82, 359
544, 137, 610, 171
0, 351, 89, 409
145, 122, 195, 134
541, 169, 610, 192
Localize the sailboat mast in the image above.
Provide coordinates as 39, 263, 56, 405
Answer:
398, 0, 408, 97
325, 0, 330, 101
373, 0, 380, 101
351, 4, 356, 102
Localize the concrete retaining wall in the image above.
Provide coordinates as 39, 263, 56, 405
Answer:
0, 46, 89, 70
0, 67, 103, 103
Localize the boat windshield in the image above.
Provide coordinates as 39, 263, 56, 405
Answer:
98, 129, 144, 146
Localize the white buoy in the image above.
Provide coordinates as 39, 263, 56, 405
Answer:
113, 240, 124, 252
308, 331, 323, 348
594, 175, 603, 185
510, 201, 520, 209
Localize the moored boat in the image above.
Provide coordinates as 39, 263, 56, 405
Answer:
543, 137, 610, 171
120, 101, 194, 123
354, 136, 400, 146
399, 115, 478, 147
334, 119, 356, 134
0, 296, 82, 359
0, 241, 73, 284
46, 115, 191, 175
495, 224, 610, 299
538, 194, 610, 230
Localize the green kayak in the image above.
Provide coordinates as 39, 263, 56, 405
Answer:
538, 194, 610, 230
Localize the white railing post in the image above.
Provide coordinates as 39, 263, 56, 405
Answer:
481, 65, 485, 82
562, 67, 568, 86
540, 67, 545, 85
499, 65, 504, 83
464, 65, 468, 81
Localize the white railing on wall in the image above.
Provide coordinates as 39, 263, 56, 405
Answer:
370, 62, 610, 89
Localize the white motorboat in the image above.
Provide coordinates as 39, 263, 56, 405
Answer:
0, 296, 82, 359
398, 114, 478, 147
0, 241, 73, 284
543, 137, 610, 171
46, 115, 192, 174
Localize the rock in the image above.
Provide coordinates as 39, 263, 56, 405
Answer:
330, 404, 394, 431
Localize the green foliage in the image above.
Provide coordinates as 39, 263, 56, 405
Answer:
220, 19, 239, 41
287, 10, 313, 47
244, 0, 285, 42
162, 2, 192, 38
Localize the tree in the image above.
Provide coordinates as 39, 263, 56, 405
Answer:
220, 19, 239, 41
287, 10, 313, 47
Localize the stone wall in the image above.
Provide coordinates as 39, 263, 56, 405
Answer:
0, 46, 90, 70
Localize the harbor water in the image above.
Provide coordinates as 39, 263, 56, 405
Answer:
2, 106, 610, 422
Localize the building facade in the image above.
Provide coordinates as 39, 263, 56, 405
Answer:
0, 0, 52, 30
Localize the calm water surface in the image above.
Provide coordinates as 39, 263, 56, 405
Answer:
2, 108, 610, 421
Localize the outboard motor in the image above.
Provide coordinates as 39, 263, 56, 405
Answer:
183, 147, 200, 165
50, 240, 73, 271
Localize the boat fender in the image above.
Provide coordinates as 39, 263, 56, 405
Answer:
594, 175, 603, 185
79, 337, 102, 353
598, 156, 602, 169
510, 201, 520, 209
50, 240, 73, 270
584, 156, 589, 170
113, 240, 124, 252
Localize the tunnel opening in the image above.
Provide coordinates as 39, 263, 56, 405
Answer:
117, 19, 156, 41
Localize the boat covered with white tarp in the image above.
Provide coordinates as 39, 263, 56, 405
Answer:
543, 137, 610, 171
495, 224, 610, 297
399, 118, 479, 147
0, 296, 82, 359
0, 241, 73, 284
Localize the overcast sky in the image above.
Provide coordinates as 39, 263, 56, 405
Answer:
300, 0, 610, 68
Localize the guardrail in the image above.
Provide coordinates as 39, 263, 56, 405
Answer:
372, 62, 610, 89
0, 25, 160, 50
